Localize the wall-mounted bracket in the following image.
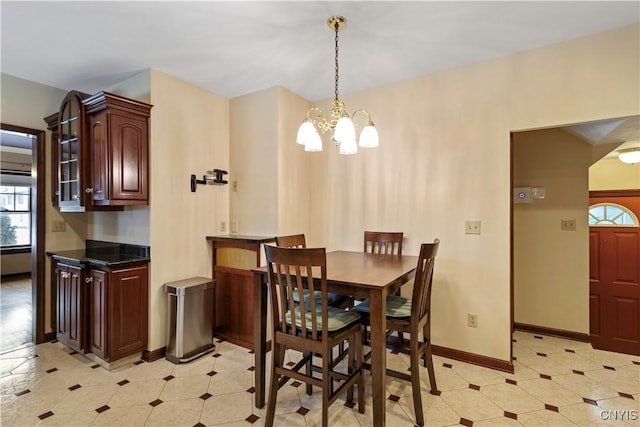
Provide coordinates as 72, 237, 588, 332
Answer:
191, 169, 229, 192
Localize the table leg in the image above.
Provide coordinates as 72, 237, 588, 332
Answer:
253, 272, 267, 408
369, 289, 386, 427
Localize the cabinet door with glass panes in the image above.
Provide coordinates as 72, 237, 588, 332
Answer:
57, 91, 89, 211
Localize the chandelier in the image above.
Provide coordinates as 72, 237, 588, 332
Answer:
296, 16, 379, 155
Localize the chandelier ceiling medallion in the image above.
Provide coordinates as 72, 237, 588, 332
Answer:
296, 16, 379, 155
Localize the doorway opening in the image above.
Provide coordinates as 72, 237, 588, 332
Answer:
0, 124, 46, 353
510, 115, 640, 359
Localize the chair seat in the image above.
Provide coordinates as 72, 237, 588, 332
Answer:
294, 290, 344, 306
287, 306, 361, 332
353, 294, 412, 318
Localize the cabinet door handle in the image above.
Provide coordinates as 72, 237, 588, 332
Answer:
61, 272, 69, 279
72, 194, 79, 200
85, 188, 94, 194
85, 277, 93, 283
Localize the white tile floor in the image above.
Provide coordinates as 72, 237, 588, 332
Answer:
0, 331, 638, 426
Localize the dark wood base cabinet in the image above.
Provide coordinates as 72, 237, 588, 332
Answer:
56, 263, 85, 352
55, 262, 149, 363
207, 235, 275, 350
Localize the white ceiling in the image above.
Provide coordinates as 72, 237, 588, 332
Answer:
1, 1, 639, 151
2, 1, 639, 102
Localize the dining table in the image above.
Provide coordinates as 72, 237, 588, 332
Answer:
252, 250, 418, 427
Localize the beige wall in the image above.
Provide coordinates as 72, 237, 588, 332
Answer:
276, 88, 316, 240
229, 88, 279, 236
245, 24, 639, 362
147, 70, 229, 350
1, 74, 83, 333
513, 129, 592, 333
590, 157, 640, 190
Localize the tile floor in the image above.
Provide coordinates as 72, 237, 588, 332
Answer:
0, 331, 638, 426
0, 275, 32, 353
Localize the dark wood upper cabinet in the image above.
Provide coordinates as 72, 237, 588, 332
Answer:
56, 91, 90, 211
45, 91, 152, 212
44, 112, 60, 207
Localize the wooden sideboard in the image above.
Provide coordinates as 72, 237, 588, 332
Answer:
206, 235, 274, 349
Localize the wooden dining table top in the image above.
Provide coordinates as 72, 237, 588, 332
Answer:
252, 250, 419, 289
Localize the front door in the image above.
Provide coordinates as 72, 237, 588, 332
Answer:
589, 193, 640, 355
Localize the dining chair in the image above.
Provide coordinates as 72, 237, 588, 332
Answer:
364, 231, 403, 255
362, 231, 405, 340
354, 239, 440, 427
276, 234, 350, 307
264, 246, 365, 427
275, 233, 306, 249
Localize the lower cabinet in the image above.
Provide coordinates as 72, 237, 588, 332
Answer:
55, 261, 149, 363
88, 269, 108, 359
104, 265, 149, 361
56, 263, 85, 352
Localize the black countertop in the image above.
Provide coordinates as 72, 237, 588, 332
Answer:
47, 240, 150, 268
206, 235, 275, 244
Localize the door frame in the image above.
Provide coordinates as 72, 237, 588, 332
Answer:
1, 123, 47, 344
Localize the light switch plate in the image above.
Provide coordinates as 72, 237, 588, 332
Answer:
561, 219, 576, 231
532, 187, 545, 199
465, 221, 481, 235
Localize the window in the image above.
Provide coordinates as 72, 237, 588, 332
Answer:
1, 185, 31, 247
588, 203, 639, 227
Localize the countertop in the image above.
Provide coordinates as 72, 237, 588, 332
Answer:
47, 240, 150, 268
206, 235, 275, 244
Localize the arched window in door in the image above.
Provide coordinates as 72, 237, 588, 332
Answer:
589, 203, 639, 226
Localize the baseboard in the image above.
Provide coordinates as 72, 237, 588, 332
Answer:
1, 272, 31, 281
514, 323, 590, 342
142, 346, 166, 362
432, 345, 514, 373
41, 332, 55, 344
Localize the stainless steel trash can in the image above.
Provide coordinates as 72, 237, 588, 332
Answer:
164, 277, 215, 363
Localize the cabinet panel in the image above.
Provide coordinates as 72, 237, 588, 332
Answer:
110, 113, 148, 201
44, 113, 60, 206
55, 263, 84, 352
89, 269, 108, 359
89, 112, 109, 204
214, 268, 254, 348
109, 265, 149, 361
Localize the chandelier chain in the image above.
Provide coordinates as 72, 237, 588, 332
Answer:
334, 20, 339, 102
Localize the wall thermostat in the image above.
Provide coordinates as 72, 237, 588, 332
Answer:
513, 187, 532, 204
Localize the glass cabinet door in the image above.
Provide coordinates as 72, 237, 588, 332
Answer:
57, 92, 86, 208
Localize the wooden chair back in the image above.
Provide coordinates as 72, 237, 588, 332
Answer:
265, 245, 327, 342
411, 239, 440, 322
275, 234, 306, 249
363, 231, 403, 255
